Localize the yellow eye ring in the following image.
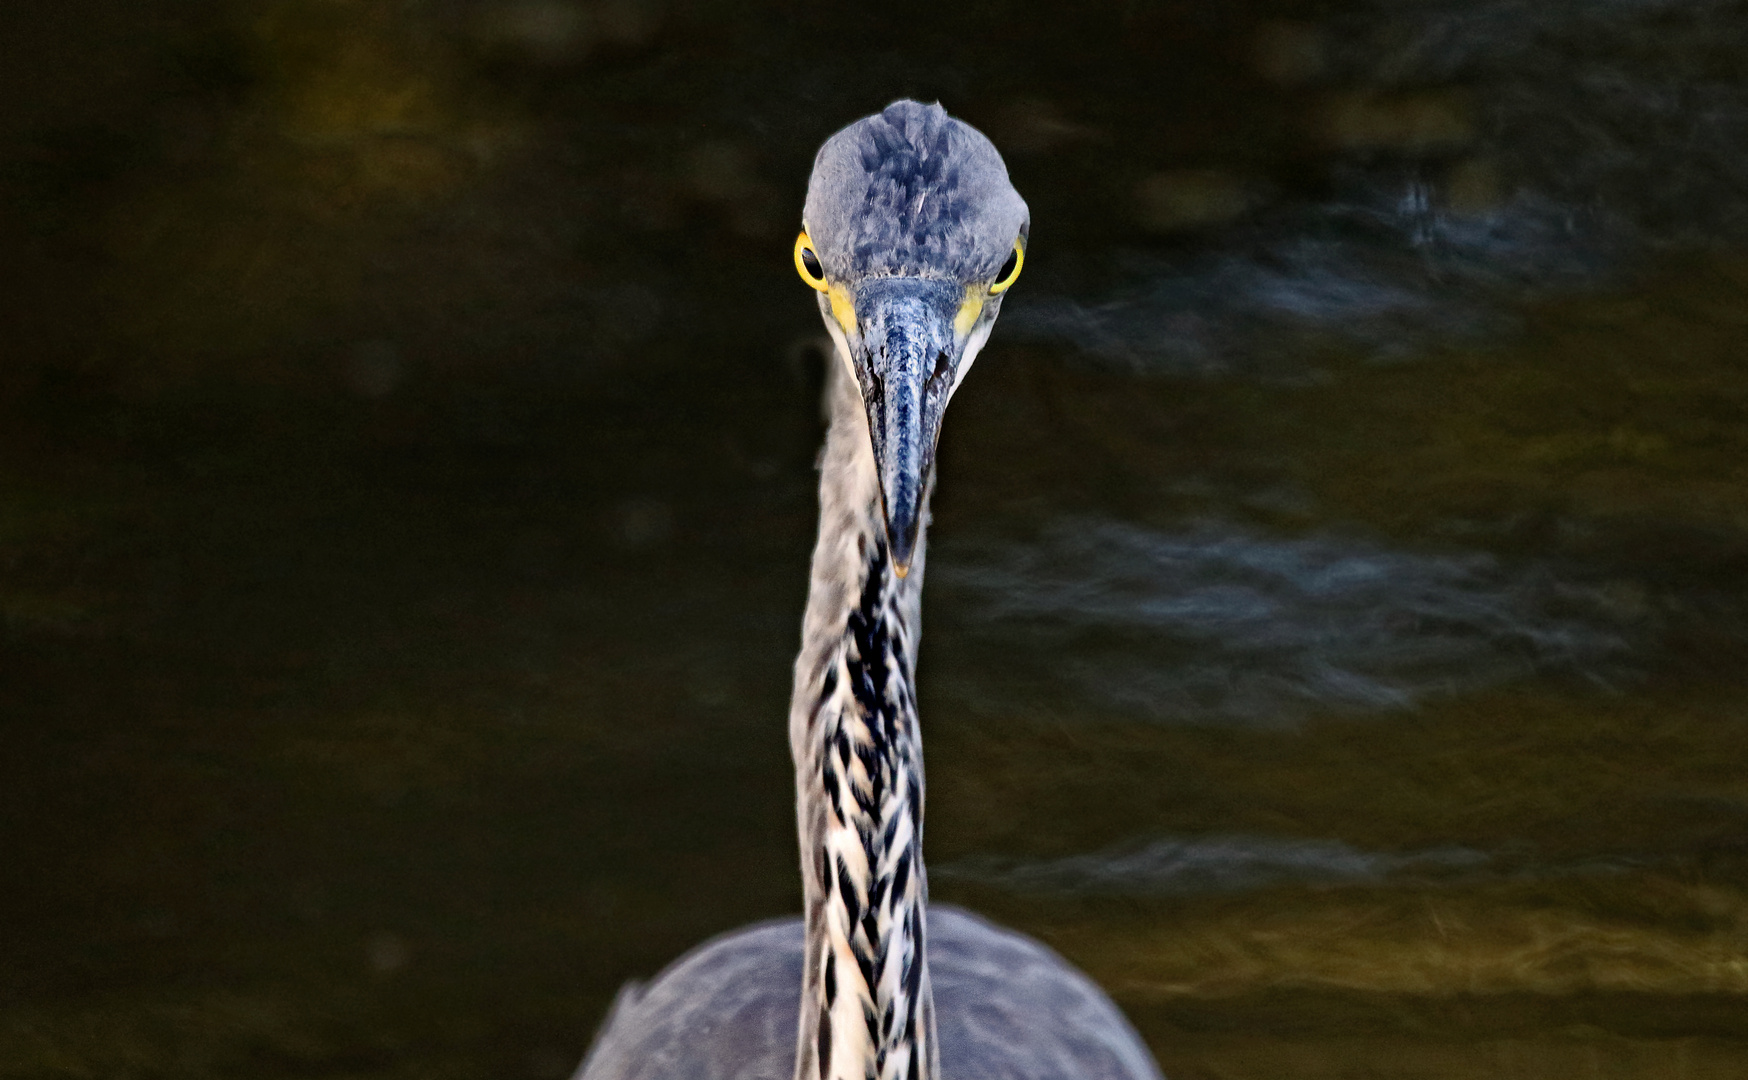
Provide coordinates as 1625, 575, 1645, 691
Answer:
794, 231, 829, 292
989, 241, 1025, 294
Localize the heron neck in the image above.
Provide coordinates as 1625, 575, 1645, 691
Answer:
789, 355, 937, 1080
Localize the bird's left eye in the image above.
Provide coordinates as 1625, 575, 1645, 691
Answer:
794, 232, 829, 292
989, 241, 1024, 294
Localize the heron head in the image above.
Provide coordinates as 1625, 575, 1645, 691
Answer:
796, 100, 1029, 575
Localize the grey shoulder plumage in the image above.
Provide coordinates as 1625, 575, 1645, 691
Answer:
575, 905, 1163, 1080
803, 100, 1030, 283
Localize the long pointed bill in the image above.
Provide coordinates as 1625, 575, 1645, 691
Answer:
848, 278, 971, 576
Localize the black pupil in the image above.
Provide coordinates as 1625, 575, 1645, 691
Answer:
801, 247, 823, 279
997, 249, 1018, 282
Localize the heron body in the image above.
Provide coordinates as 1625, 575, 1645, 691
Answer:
578, 101, 1164, 1080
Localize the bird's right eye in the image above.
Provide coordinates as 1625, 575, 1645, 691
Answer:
794, 232, 829, 292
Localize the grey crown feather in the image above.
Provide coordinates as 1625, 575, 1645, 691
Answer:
803, 101, 1030, 284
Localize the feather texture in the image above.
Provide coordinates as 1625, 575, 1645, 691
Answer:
577, 101, 1163, 1080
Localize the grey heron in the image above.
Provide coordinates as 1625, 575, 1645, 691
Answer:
578, 100, 1164, 1080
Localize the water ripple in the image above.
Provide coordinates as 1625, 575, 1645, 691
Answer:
940, 835, 1492, 896
936, 519, 1640, 725
1010, 0, 1748, 372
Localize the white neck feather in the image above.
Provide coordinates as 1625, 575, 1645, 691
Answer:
789, 354, 936, 1080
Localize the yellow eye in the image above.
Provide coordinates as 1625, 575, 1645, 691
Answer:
989, 241, 1024, 294
794, 231, 828, 292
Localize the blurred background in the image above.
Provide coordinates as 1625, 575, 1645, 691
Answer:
5, 0, 1748, 1076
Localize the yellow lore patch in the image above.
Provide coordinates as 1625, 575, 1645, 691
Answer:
828, 286, 858, 335
954, 293, 985, 337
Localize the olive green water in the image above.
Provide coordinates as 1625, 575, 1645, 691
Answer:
6, 1, 1748, 1077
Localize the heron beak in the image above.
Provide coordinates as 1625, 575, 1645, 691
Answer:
848, 278, 968, 576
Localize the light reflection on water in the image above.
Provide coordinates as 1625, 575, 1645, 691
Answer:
1012, 0, 1748, 372
1005, 189, 1619, 371
941, 834, 1495, 895
938, 517, 1638, 724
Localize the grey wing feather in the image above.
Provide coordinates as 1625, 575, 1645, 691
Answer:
575, 905, 1163, 1080
929, 907, 1165, 1080
575, 916, 803, 1080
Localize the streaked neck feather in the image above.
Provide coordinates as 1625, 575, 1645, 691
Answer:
789, 357, 935, 1080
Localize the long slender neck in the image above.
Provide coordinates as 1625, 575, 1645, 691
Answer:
790, 354, 936, 1080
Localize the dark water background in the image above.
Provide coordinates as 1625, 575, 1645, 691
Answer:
6, 1, 1748, 1076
